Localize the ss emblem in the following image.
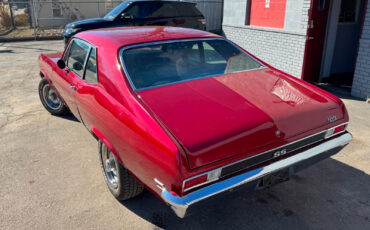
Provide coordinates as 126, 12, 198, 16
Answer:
328, 116, 337, 123
273, 149, 287, 158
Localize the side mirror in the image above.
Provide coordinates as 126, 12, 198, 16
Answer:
73, 62, 83, 71
121, 13, 133, 20
57, 59, 66, 69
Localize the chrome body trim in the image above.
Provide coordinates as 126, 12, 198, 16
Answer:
118, 37, 266, 92
161, 132, 352, 218
181, 122, 348, 192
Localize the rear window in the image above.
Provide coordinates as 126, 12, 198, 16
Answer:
121, 39, 264, 90
123, 2, 202, 18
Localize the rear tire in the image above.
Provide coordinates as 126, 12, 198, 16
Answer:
38, 78, 69, 116
98, 140, 144, 200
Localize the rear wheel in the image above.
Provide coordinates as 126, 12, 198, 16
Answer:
38, 78, 69, 116
98, 140, 144, 200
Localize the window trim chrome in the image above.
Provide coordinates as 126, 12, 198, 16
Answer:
65, 38, 92, 78
63, 37, 99, 84
118, 37, 266, 92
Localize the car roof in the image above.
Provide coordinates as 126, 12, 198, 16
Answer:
75, 26, 220, 49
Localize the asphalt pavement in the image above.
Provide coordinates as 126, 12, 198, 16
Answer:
0, 41, 369, 230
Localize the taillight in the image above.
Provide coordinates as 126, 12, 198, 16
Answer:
198, 18, 206, 25
183, 168, 222, 192
325, 124, 347, 139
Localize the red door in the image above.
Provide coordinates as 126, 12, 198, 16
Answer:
52, 66, 80, 119
302, 0, 331, 82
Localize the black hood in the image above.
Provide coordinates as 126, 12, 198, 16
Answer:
65, 18, 111, 28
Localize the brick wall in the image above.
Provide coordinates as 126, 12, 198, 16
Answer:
222, 0, 311, 78
352, 0, 370, 100
223, 26, 306, 77
301, 0, 311, 31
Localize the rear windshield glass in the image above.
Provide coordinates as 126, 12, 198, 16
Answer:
121, 39, 264, 90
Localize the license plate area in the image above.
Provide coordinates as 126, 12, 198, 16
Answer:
258, 168, 290, 189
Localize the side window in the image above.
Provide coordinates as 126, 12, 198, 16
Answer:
124, 3, 140, 17
150, 3, 176, 18
84, 49, 98, 84
67, 40, 90, 77
124, 2, 163, 18
174, 3, 202, 17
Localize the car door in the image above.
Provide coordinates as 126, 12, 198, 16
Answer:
53, 39, 91, 119
72, 46, 101, 129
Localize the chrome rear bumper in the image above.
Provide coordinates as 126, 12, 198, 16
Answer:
161, 132, 352, 218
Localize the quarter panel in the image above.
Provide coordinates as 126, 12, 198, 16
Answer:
74, 46, 183, 195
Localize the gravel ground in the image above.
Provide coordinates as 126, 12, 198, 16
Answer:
0, 40, 369, 230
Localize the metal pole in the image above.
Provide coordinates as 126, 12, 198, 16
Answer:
8, 0, 16, 29
28, 0, 33, 28
98, 0, 101, 17
32, 0, 37, 40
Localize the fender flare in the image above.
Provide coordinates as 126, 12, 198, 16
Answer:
90, 126, 123, 165
40, 69, 49, 80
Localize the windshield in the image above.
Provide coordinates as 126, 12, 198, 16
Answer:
121, 39, 264, 90
104, 2, 130, 20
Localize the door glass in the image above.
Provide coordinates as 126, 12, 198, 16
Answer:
150, 3, 176, 18
123, 3, 140, 18
84, 49, 98, 84
67, 40, 90, 77
174, 3, 202, 17
339, 0, 358, 23
124, 2, 164, 18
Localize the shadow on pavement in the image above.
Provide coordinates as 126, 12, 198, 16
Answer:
119, 158, 370, 229
0, 50, 13, 53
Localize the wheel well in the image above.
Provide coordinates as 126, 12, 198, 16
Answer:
90, 131, 99, 140
39, 71, 45, 78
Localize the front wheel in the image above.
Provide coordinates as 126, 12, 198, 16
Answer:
98, 140, 144, 200
38, 78, 69, 116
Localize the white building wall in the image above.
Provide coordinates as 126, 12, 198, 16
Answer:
352, 0, 370, 100
223, 0, 311, 78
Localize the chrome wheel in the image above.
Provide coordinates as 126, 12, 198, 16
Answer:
101, 145, 118, 189
42, 84, 61, 110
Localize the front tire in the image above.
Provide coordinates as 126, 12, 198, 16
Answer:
38, 78, 69, 116
98, 140, 144, 200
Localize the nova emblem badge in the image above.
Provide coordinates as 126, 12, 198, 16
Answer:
328, 116, 337, 123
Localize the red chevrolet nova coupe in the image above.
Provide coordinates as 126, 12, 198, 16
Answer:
38, 27, 352, 218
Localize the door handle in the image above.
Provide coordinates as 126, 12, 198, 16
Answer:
69, 84, 76, 91
310, 20, 314, 29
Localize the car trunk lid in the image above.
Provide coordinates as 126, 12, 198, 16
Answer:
138, 68, 344, 169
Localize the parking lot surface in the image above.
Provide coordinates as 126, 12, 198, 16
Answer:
0, 41, 369, 230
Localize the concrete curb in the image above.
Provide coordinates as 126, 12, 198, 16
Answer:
0, 36, 63, 42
